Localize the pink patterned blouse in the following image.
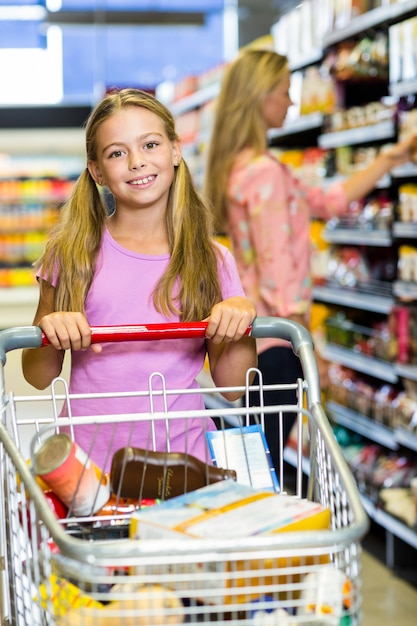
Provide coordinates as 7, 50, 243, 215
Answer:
227, 149, 349, 352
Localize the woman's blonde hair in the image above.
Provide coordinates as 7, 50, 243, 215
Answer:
203, 49, 288, 233
36, 88, 222, 321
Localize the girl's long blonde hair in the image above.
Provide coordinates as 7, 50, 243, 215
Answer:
203, 49, 288, 234
36, 88, 222, 321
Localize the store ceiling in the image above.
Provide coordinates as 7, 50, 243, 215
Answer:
1, 1, 300, 43
0, 0, 301, 104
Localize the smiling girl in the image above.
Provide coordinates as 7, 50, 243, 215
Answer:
22, 88, 257, 470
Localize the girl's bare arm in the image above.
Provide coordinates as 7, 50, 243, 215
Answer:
21, 280, 98, 389
206, 296, 257, 401
22, 281, 65, 389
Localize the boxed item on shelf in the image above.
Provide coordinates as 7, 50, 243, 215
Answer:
300, 65, 338, 116
392, 386, 417, 434
390, 304, 417, 364
397, 246, 417, 284
398, 184, 417, 223
0, 267, 37, 288
380, 487, 417, 528
197, 62, 226, 90
173, 74, 199, 101
175, 109, 200, 146
389, 15, 417, 84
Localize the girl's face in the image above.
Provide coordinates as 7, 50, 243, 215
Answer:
261, 71, 293, 130
88, 106, 181, 213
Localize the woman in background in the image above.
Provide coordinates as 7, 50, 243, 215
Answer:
204, 48, 417, 469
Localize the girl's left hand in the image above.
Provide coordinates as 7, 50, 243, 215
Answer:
204, 296, 256, 343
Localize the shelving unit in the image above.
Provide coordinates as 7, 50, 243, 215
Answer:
321, 0, 417, 45
166, 1, 417, 571
285, 437, 417, 559
0, 129, 84, 328
169, 82, 220, 117
316, 3, 417, 570
313, 285, 394, 314
0, 286, 39, 328
318, 119, 396, 150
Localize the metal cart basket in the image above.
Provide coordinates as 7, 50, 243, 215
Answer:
0, 317, 369, 626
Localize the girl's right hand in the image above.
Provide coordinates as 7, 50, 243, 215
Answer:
38, 311, 102, 353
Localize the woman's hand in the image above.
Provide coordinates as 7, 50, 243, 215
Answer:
204, 296, 256, 343
383, 132, 417, 167
39, 311, 102, 353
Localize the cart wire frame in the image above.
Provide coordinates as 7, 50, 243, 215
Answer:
0, 317, 369, 625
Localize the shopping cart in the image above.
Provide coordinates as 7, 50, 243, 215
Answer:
0, 317, 369, 626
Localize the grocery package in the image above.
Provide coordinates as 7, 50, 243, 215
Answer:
129, 481, 331, 605
397, 245, 417, 284
110, 446, 237, 500
398, 184, 417, 224
130, 480, 330, 542
40, 576, 184, 625
33, 433, 110, 517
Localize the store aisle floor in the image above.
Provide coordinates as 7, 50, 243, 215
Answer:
362, 550, 417, 626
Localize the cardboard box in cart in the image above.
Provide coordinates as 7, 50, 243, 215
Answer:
130, 481, 331, 604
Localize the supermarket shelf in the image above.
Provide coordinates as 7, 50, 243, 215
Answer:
391, 163, 417, 179
321, 173, 390, 190
326, 400, 399, 451
393, 280, 417, 301
390, 78, 417, 99
318, 120, 395, 150
361, 494, 417, 553
327, 400, 417, 452
392, 222, 417, 239
268, 112, 323, 141
395, 427, 417, 453
323, 0, 417, 47
285, 427, 417, 556
0, 286, 39, 329
326, 400, 417, 452
394, 362, 417, 382
0, 128, 84, 157
0, 286, 38, 305
322, 344, 398, 383
169, 82, 220, 116
322, 226, 392, 246
288, 49, 323, 71
323, 344, 417, 386
313, 285, 393, 314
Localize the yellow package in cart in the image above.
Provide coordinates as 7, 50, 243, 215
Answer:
37, 573, 103, 616
130, 481, 331, 604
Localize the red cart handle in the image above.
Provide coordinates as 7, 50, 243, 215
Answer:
41, 321, 253, 346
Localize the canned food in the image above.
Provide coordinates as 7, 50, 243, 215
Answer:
33, 433, 110, 517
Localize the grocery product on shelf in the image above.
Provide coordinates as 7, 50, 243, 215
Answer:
0, 160, 80, 288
